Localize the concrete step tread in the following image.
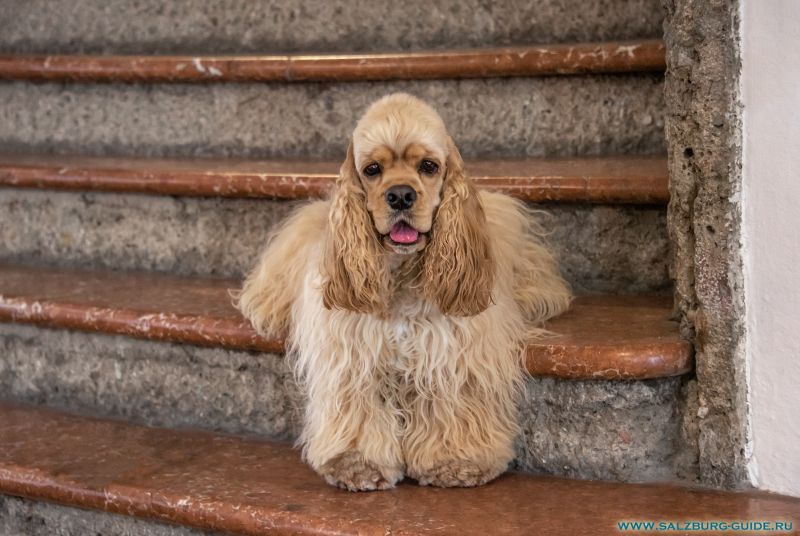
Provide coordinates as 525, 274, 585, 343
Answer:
1, 402, 797, 536
0, 153, 669, 204
0, 40, 665, 83
0, 264, 691, 380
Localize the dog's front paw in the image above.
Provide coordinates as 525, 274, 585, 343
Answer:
412, 460, 505, 488
320, 450, 402, 492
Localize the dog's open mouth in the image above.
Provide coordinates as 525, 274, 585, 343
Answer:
388, 221, 420, 245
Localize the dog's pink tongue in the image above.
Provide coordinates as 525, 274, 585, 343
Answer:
389, 221, 419, 244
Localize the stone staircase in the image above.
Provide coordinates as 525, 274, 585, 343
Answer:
2, 403, 798, 536
2, 1, 798, 534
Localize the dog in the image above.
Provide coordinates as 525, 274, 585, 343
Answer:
238, 93, 571, 491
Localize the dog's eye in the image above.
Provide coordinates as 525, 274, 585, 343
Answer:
419, 159, 439, 175
363, 163, 381, 177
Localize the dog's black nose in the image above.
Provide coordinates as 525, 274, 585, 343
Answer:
385, 185, 417, 210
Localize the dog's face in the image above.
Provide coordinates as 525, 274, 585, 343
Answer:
322, 93, 494, 316
351, 97, 449, 255
355, 143, 444, 255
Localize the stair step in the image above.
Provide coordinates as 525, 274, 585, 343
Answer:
0, 40, 665, 83
0, 264, 690, 380
0, 75, 665, 161
0, 153, 669, 204
0, 1, 665, 57
1, 403, 797, 536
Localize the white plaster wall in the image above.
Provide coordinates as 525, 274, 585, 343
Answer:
742, 0, 800, 498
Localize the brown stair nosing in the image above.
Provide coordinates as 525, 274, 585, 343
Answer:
1, 403, 798, 536
0, 264, 691, 381
0, 40, 665, 83
0, 153, 670, 204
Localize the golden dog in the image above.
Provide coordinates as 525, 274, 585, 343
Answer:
238, 93, 571, 491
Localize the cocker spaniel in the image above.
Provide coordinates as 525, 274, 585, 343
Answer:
238, 93, 571, 491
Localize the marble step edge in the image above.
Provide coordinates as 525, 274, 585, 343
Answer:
0, 403, 797, 536
0, 40, 665, 83
0, 153, 669, 204
0, 263, 692, 380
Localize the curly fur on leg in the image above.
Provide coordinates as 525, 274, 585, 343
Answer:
321, 450, 402, 492
414, 460, 505, 488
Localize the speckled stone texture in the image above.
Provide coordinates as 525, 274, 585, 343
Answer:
0, 0, 663, 54
0, 324, 303, 440
0, 495, 216, 536
0, 323, 681, 481
662, 0, 748, 488
517, 376, 682, 481
0, 189, 669, 294
0, 76, 665, 160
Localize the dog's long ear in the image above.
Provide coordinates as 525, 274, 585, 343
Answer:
321, 141, 389, 314
421, 136, 494, 316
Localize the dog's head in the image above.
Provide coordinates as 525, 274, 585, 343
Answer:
351, 94, 449, 255
322, 93, 494, 317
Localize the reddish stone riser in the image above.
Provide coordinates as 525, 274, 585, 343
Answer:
0, 41, 665, 83
0, 264, 691, 380
0, 154, 669, 204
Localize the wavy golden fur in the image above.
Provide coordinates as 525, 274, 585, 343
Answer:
321, 142, 390, 314
238, 93, 571, 491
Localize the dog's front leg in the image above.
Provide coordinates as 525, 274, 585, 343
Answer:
299, 348, 404, 492
403, 365, 520, 488
403, 344, 520, 487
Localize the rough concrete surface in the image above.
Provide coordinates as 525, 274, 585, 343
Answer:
662, 0, 749, 488
517, 376, 682, 482
0, 0, 664, 54
0, 323, 303, 440
0, 75, 665, 160
0, 495, 217, 536
0, 323, 681, 481
0, 189, 670, 294
543, 204, 669, 294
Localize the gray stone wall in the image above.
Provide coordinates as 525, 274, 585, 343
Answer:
662, 0, 749, 488
0, 0, 663, 54
0, 189, 670, 294
0, 76, 665, 160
